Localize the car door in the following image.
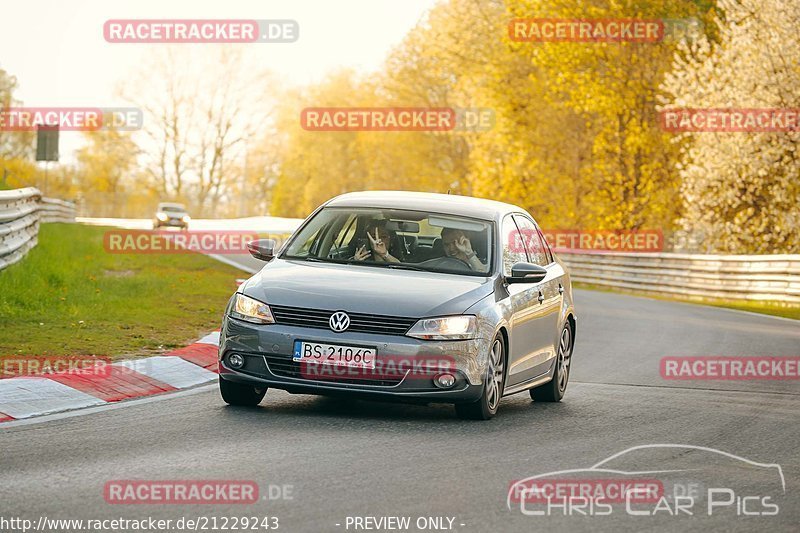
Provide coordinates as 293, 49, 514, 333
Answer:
528, 224, 566, 330
502, 214, 559, 387
514, 215, 564, 372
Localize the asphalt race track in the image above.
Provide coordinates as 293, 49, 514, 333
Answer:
2, 288, 799, 532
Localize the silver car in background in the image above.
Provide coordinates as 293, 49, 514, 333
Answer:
219, 191, 576, 420
153, 202, 190, 230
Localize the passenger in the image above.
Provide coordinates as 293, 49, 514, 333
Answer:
352, 221, 401, 263
441, 228, 487, 272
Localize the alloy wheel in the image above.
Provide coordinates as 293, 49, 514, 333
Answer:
556, 326, 572, 393
486, 339, 504, 411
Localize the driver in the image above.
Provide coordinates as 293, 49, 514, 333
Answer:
441, 228, 487, 272
352, 221, 401, 263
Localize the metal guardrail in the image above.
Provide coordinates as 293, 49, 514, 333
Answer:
39, 197, 77, 223
0, 187, 76, 271
559, 251, 800, 304
4, 193, 799, 305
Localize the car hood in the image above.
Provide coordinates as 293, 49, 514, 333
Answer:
241, 258, 494, 317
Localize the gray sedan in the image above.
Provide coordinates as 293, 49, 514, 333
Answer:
219, 191, 576, 420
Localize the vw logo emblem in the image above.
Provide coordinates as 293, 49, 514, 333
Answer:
329, 311, 350, 332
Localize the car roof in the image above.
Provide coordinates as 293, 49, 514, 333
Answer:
157, 202, 186, 209
325, 191, 527, 220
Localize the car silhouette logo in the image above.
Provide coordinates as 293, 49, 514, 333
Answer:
329, 311, 350, 332
506, 443, 786, 511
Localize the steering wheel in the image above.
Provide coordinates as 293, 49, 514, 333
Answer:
418, 256, 473, 272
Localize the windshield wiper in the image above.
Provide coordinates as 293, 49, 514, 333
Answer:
379, 263, 425, 272
290, 256, 356, 265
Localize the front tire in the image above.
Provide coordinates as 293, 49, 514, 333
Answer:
531, 322, 573, 402
455, 336, 505, 420
220, 378, 267, 406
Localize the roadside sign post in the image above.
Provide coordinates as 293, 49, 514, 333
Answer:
36, 124, 59, 195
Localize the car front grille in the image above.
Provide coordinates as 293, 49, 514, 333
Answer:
269, 305, 416, 336
263, 354, 405, 387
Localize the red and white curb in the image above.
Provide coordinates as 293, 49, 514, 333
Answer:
0, 331, 220, 422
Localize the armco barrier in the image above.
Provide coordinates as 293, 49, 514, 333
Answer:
39, 197, 77, 223
4, 194, 799, 305
559, 251, 800, 304
0, 187, 76, 271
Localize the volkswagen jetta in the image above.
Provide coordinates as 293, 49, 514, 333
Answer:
219, 191, 575, 419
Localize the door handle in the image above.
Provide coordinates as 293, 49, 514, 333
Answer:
538, 291, 544, 304
558, 284, 564, 294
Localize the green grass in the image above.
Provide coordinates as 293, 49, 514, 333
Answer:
574, 282, 800, 320
0, 224, 245, 358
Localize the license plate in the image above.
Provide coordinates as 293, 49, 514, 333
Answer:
292, 341, 376, 369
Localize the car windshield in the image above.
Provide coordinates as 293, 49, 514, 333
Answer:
159, 205, 186, 213
282, 207, 493, 276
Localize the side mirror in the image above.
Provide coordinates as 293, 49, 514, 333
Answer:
508, 262, 547, 284
247, 239, 277, 261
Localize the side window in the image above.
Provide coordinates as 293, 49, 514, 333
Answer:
294, 227, 323, 256
513, 215, 547, 266
537, 228, 554, 264
501, 215, 529, 276
333, 215, 358, 249
294, 214, 349, 257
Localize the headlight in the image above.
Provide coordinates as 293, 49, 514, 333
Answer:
156, 212, 168, 221
181, 215, 191, 222
230, 293, 275, 324
406, 315, 477, 340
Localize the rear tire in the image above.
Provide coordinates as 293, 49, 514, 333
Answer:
455, 335, 505, 420
531, 322, 573, 402
220, 378, 267, 406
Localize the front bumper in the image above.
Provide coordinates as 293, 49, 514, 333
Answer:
219, 316, 490, 403
154, 219, 188, 228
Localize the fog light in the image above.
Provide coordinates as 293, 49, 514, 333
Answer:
227, 353, 245, 369
434, 373, 456, 389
